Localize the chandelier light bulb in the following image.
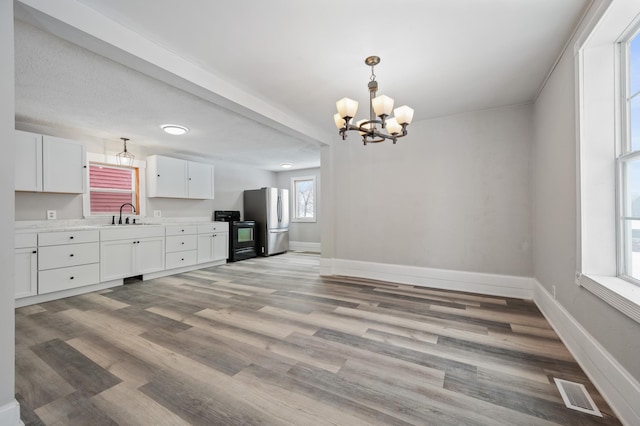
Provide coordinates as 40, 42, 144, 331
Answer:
394, 106, 415, 125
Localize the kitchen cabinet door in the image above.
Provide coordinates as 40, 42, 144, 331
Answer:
137, 237, 165, 274
42, 135, 86, 193
197, 232, 228, 264
187, 161, 214, 199
147, 155, 188, 198
197, 233, 214, 263
15, 130, 42, 192
212, 232, 229, 262
100, 240, 136, 281
14, 248, 38, 299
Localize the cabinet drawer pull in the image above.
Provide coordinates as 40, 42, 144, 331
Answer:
69, 236, 74, 240
181, 258, 184, 261
181, 242, 185, 245
70, 276, 74, 280
70, 254, 74, 257
32, 250, 37, 254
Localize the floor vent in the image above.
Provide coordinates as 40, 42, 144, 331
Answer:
554, 378, 602, 417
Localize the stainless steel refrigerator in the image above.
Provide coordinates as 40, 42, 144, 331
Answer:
243, 187, 289, 256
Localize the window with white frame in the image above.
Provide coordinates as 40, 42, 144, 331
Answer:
619, 28, 640, 285
291, 176, 316, 222
575, 3, 640, 322
87, 163, 139, 215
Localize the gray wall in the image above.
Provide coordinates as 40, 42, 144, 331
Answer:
0, 0, 16, 419
532, 40, 640, 381
326, 103, 533, 276
276, 167, 321, 243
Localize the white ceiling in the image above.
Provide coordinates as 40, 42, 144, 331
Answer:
14, 0, 589, 171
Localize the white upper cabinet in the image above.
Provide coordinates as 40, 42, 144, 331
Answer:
15, 131, 87, 194
147, 155, 214, 199
15, 131, 42, 192
146, 155, 187, 198
42, 135, 87, 193
187, 160, 214, 199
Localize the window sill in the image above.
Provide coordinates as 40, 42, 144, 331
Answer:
292, 218, 317, 223
578, 274, 640, 324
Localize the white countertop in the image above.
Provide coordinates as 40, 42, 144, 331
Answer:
15, 217, 217, 233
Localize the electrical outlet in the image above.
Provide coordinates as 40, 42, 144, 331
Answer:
47, 210, 56, 220
153, 210, 162, 218
552, 285, 556, 299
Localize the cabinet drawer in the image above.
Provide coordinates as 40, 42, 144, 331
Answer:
38, 242, 99, 270
166, 250, 197, 269
165, 225, 198, 236
39, 230, 99, 246
197, 222, 228, 234
15, 233, 37, 249
166, 235, 197, 252
38, 263, 100, 295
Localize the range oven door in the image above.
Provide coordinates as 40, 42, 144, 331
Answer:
231, 221, 256, 261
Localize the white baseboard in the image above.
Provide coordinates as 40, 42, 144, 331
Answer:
289, 241, 321, 253
0, 399, 22, 426
533, 280, 640, 426
320, 258, 534, 299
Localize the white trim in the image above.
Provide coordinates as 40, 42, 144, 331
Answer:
0, 399, 23, 426
533, 279, 640, 426
319, 258, 534, 299
290, 175, 316, 223
577, 274, 640, 324
82, 153, 147, 219
289, 241, 321, 253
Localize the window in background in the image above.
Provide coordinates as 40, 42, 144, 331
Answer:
619, 28, 640, 284
88, 163, 139, 215
291, 176, 316, 222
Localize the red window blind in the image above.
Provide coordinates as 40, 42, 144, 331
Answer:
89, 165, 136, 214
90, 192, 134, 213
89, 165, 132, 189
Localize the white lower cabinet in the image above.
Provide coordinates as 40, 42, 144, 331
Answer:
37, 230, 100, 295
14, 233, 38, 299
16, 222, 231, 305
100, 226, 165, 281
197, 222, 229, 264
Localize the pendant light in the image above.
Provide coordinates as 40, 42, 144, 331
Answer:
116, 137, 135, 167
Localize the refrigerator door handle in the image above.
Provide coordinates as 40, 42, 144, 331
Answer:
277, 195, 281, 222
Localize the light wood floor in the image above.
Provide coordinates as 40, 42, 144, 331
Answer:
16, 252, 621, 425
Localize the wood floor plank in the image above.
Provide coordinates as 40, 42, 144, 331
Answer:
15, 252, 620, 425
91, 383, 192, 426
30, 339, 122, 396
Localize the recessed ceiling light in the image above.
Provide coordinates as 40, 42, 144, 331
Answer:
161, 124, 189, 135
281, 163, 293, 169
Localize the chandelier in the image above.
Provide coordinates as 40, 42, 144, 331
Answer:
334, 56, 414, 145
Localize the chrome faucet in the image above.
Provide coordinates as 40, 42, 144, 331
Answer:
119, 203, 136, 225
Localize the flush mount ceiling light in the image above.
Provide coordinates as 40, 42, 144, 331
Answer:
334, 56, 414, 145
281, 163, 293, 169
116, 137, 135, 167
161, 124, 189, 135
